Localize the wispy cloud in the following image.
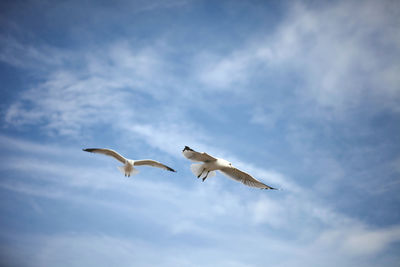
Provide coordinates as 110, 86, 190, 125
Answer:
313, 224, 400, 258
4, 0, 399, 139
273, 0, 400, 113
196, 0, 400, 114
0, 36, 68, 70
1, 135, 399, 266
1, 1, 399, 266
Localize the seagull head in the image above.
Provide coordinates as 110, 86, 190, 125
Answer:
217, 158, 232, 168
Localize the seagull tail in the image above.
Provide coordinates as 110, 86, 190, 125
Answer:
190, 164, 203, 177
117, 166, 139, 176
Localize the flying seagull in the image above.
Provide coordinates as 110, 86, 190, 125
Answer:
83, 148, 176, 176
182, 146, 276, 190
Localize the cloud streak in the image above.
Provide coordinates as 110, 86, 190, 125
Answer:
1, 1, 399, 266
1, 135, 399, 266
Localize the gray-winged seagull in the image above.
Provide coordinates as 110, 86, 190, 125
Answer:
182, 146, 276, 190
83, 148, 176, 177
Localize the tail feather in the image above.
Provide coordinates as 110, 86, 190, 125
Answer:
190, 164, 203, 177
117, 166, 139, 176
117, 166, 125, 175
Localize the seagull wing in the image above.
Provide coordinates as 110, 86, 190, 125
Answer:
220, 167, 276, 189
182, 146, 217, 162
83, 148, 127, 164
134, 160, 176, 172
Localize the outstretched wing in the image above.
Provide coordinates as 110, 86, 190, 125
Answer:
134, 160, 176, 172
83, 148, 127, 164
182, 146, 217, 162
220, 167, 276, 190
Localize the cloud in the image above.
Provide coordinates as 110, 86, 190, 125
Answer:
272, 0, 400, 112
1, 38, 203, 140
1, 1, 399, 266
195, 0, 400, 115
1, 134, 400, 266
4, 70, 132, 136
316, 225, 400, 256
127, 122, 211, 158
5, 0, 398, 141
2, 40, 176, 136
195, 50, 256, 89
0, 36, 68, 70
1, 233, 149, 267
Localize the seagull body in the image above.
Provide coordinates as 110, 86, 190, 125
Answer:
182, 146, 276, 190
83, 148, 176, 177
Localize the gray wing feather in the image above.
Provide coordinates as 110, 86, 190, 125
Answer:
182, 146, 217, 162
83, 148, 127, 164
220, 167, 276, 189
134, 160, 176, 172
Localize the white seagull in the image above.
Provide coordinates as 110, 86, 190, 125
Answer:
83, 148, 176, 176
182, 146, 276, 190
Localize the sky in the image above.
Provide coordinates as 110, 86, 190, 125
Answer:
0, 0, 399, 266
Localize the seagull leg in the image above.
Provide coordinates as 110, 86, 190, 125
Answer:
197, 169, 205, 178
202, 171, 210, 182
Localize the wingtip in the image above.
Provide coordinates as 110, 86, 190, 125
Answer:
269, 187, 281, 190
264, 186, 279, 190
182, 146, 193, 152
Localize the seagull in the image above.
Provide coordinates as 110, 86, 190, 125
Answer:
182, 146, 276, 190
83, 148, 176, 177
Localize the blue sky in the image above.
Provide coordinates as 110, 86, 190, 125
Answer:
0, 0, 400, 266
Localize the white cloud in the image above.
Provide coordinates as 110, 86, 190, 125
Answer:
127, 122, 210, 158
4, 70, 133, 136
2, 39, 179, 136
1, 135, 399, 266
277, 1, 400, 111
196, 0, 400, 114
196, 51, 255, 89
249, 196, 286, 227
5, 0, 398, 140
316, 225, 400, 256
0, 36, 68, 70
2, 233, 149, 267
1, 1, 399, 266
1, 38, 196, 139
343, 226, 400, 255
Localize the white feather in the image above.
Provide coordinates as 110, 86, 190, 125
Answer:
117, 166, 139, 176
190, 164, 203, 177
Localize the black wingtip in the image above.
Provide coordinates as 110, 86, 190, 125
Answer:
263, 186, 278, 190
183, 146, 193, 152
268, 187, 279, 190
168, 167, 177, 172
83, 148, 96, 153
